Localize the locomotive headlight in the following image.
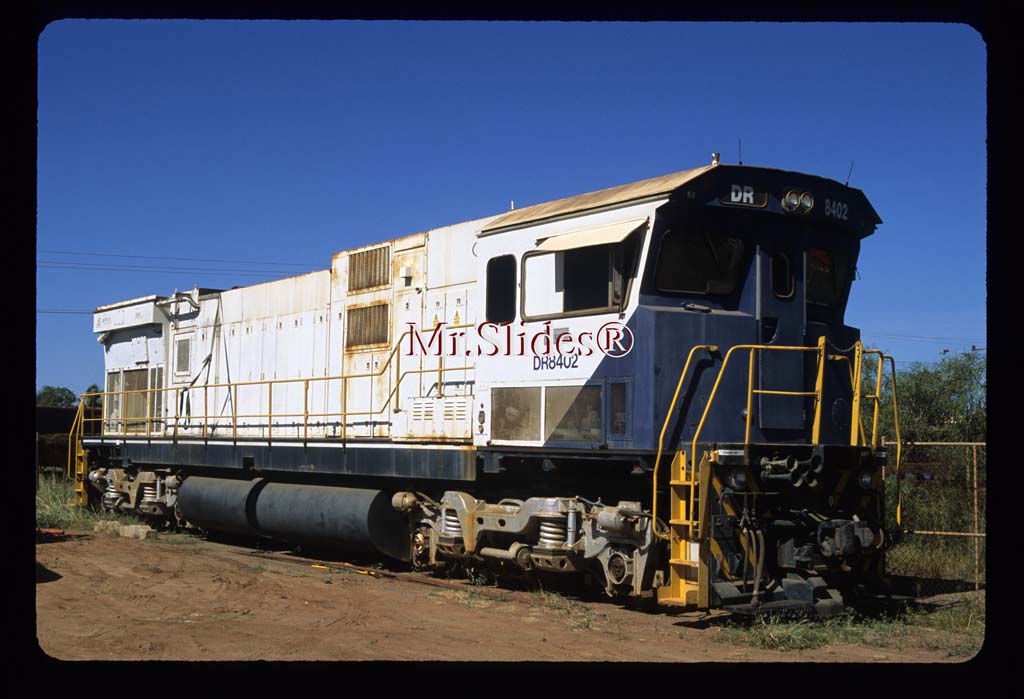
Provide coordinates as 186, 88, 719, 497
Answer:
799, 192, 814, 212
728, 470, 748, 491
858, 470, 876, 490
783, 190, 800, 211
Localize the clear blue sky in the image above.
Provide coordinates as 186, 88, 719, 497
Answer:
37, 20, 986, 394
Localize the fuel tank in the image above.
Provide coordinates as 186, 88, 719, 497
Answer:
178, 476, 411, 561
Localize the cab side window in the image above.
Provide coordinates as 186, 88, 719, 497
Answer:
771, 252, 795, 300
486, 255, 517, 324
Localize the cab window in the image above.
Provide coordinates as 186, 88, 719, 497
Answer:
486, 255, 517, 324
806, 248, 849, 307
522, 234, 641, 320
771, 252, 795, 300
654, 230, 747, 295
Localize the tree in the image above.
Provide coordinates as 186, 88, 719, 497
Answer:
860, 351, 986, 537
36, 385, 78, 407
862, 351, 986, 444
82, 383, 103, 409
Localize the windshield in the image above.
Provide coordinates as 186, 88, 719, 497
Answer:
806, 247, 850, 308
653, 229, 748, 295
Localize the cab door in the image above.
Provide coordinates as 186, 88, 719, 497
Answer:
757, 244, 805, 430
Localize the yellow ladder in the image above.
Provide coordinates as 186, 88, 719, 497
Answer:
67, 403, 88, 506
73, 439, 88, 506
657, 450, 705, 606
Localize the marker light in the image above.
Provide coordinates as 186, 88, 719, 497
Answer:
799, 192, 814, 212
783, 190, 800, 211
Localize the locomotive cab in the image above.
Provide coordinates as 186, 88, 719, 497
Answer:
634, 166, 892, 613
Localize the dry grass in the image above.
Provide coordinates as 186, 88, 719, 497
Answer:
531, 589, 595, 630
35, 473, 136, 531
721, 595, 984, 658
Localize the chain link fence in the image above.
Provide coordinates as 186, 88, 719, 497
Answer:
883, 441, 985, 599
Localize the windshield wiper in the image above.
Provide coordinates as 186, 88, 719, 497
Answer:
704, 231, 723, 273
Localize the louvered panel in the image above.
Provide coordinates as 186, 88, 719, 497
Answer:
348, 246, 390, 293
443, 398, 468, 422
412, 398, 434, 422
345, 303, 389, 349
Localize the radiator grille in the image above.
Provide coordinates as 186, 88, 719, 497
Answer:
346, 303, 389, 349
348, 246, 390, 293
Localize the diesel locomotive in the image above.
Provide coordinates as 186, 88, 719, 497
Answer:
71, 157, 901, 616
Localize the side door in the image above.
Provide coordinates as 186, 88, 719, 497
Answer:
757, 244, 806, 430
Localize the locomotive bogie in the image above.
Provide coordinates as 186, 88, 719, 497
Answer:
90, 467, 180, 518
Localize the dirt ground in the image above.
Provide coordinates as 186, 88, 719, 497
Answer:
36, 531, 964, 662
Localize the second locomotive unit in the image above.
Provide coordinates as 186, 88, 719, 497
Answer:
75, 156, 900, 615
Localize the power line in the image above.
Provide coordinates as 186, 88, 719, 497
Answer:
38, 249, 318, 268
38, 309, 94, 314
38, 259, 289, 274
864, 332, 985, 343
864, 336, 986, 346
864, 333, 983, 343
37, 262, 280, 278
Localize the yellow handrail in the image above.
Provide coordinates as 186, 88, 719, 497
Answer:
650, 344, 717, 540
656, 338, 897, 528
831, 349, 892, 449
675, 339, 899, 538
78, 323, 478, 441
884, 354, 903, 525
691, 343, 825, 463
860, 347, 886, 447
825, 348, 903, 525
65, 401, 84, 480
830, 354, 868, 445
646, 340, 830, 537
811, 335, 827, 443
869, 350, 884, 448
850, 341, 864, 446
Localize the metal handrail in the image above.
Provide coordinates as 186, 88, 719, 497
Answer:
829, 348, 900, 452
831, 349, 903, 525
830, 354, 868, 445
883, 354, 903, 525
80, 364, 476, 436
79, 323, 477, 442
650, 340, 830, 538
65, 401, 84, 479
690, 342, 828, 464
650, 344, 717, 540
